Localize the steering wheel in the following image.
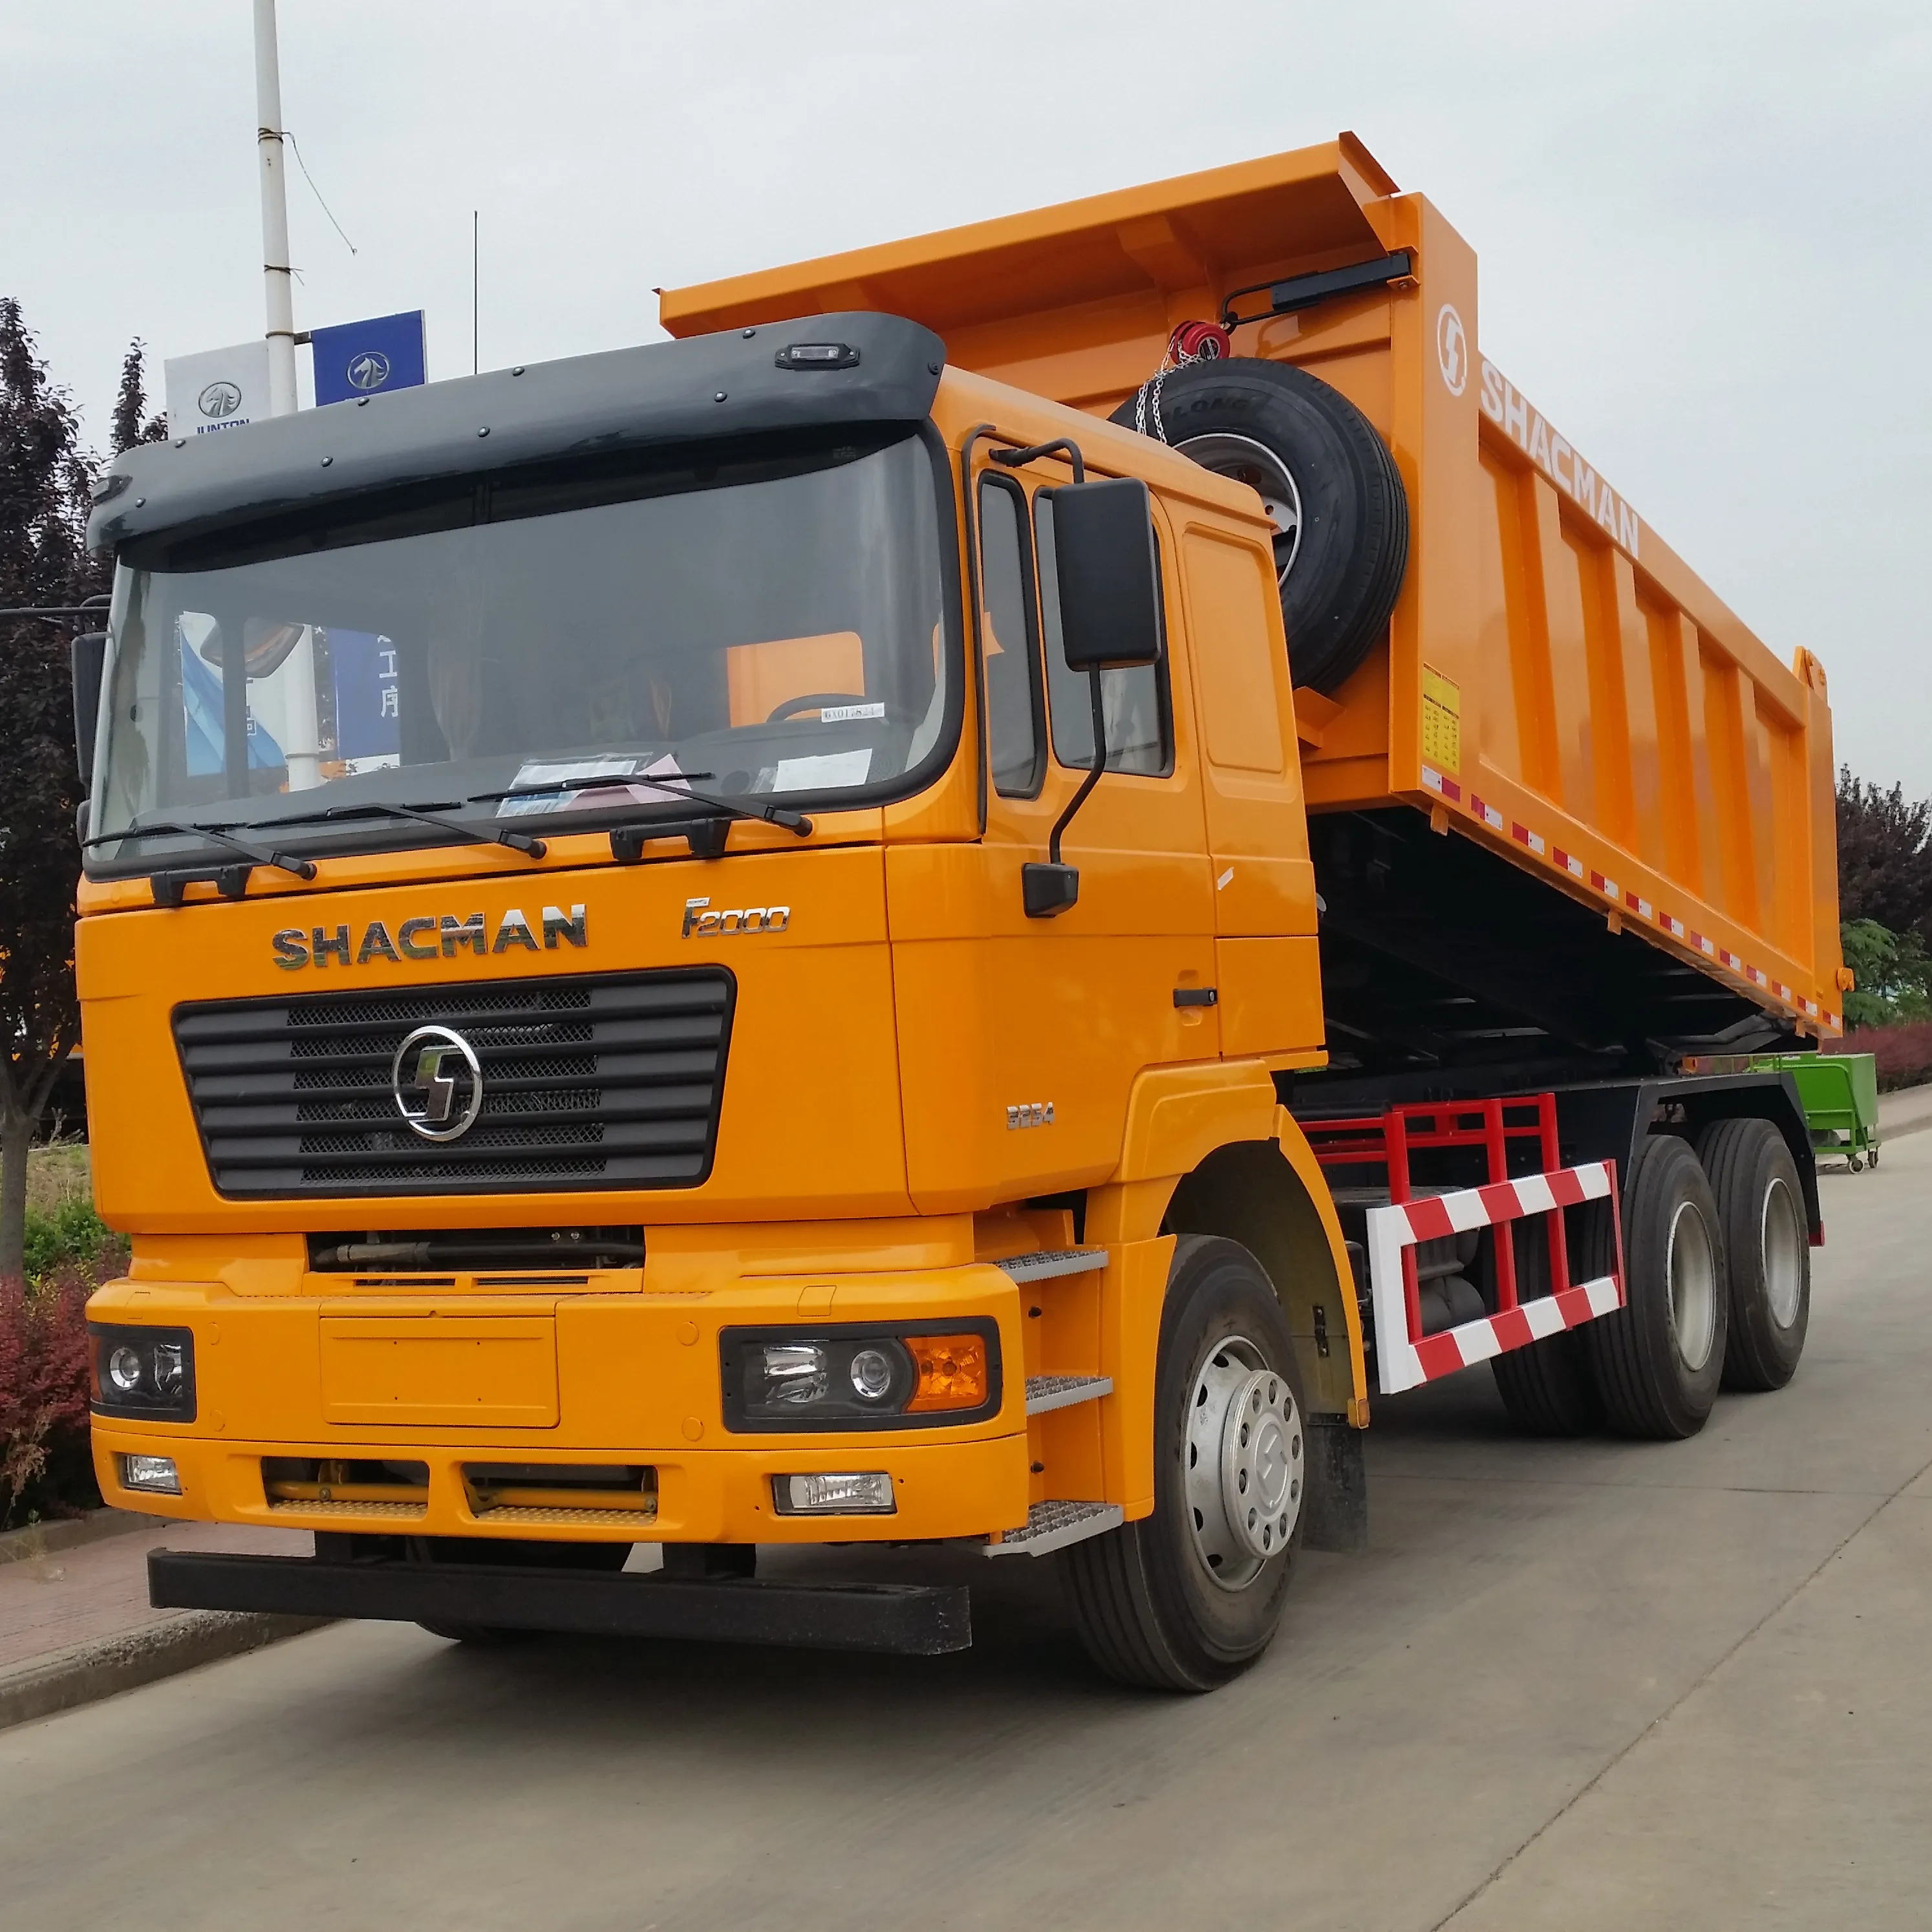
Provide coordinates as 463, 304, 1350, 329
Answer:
766, 691, 918, 725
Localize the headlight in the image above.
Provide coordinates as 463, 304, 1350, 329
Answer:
720, 1322, 1000, 1432
89, 1324, 197, 1420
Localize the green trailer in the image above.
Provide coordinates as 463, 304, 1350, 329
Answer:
1752, 1053, 1882, 1170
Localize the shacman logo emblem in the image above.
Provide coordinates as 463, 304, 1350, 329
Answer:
391, 1025, 484, 1143
197, 380, 242, 419
1436, 305, 1468, 398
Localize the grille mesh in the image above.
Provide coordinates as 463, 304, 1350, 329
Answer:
175, 968, 733, 1198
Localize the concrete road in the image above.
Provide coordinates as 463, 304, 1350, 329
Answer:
4, 1137, 1928, 1932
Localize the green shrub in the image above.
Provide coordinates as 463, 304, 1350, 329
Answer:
21, 1194, 119, 1283
1841, 919, 1932, 1029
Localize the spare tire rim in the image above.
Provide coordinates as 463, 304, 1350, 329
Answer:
1667, 1199, 1719, 1373
1184, 1334, 1302, 1592
1761, 1177, 1803, 1327
1174, 433, 1304, 583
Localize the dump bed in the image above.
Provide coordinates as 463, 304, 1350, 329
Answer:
662, 135, 1846, 1047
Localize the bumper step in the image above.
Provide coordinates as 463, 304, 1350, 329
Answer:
1024, 1373, 1113, 1415
148, 1551, 971, 1656
983, 1498, 1124, 1558
994, 1247, 1109, 1284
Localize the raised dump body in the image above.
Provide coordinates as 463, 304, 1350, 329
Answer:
663, 133, 1847, 1057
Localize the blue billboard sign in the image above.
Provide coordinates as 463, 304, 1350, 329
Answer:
310, 310, 427, 407
329, 629, 402, 764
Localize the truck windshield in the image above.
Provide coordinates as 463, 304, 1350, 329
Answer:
88, 427, 956, 872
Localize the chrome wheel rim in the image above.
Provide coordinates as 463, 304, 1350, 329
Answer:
1668, 1199, 1719, 1373
1185, 1334, 1302, 1592
1762, 1177, 1803, 1327
1174, 432, 1304, 583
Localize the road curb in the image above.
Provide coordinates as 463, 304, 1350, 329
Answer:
0, 1610, 330, 1733
0, 1509, 154, 1568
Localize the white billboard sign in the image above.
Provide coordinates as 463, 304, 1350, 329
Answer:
164, 340, 273, 438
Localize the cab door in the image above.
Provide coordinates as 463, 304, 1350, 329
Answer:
890, 446, 1219, 1214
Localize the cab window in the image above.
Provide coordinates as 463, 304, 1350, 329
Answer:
978, 473, 1045, 797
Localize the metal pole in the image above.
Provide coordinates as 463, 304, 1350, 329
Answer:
252, 0, 322, 788
253, 0, 298, 418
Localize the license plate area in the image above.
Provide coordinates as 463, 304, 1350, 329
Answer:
319, 1313, 559, 1427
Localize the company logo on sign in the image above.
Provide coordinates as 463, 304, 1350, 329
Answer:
347, 350, 392, 392
1435, 305, 1468, 397
198, 380, 243, 420
391, 1025, 484, 1142
270, 904, 588, 969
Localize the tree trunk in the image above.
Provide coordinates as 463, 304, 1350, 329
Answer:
0, 1109, 31, 1280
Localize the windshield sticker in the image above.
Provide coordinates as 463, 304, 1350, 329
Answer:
819, 702, 885, 722
768, 749, 874, 791
497, 754, 696, 819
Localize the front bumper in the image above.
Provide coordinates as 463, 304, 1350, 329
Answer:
89, 1263, 1031, 1546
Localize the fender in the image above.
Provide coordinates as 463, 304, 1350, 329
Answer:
1084, 1064, 1369, 1519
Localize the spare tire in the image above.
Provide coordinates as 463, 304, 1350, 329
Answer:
1110, 358, 1409, 695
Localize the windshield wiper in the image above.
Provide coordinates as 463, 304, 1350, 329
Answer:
462, 773, 812, 861
85, 819, 318, 908
241, 798, 549, 860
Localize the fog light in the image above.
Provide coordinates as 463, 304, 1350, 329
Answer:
107, 1346, 144, 1396
773, 1471, 895, 1516
122, 1454, 181, 1496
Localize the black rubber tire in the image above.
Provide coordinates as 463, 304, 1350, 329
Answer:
410, 1535, 631, 1644
1697, 1117, 1810, 1392
1584, 1135, 1729, 1439
1489, 1216, 1607, 1436
1061, 1236, 1303, 1692
1108, 357, 1409, 695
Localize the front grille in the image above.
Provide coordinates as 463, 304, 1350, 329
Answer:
175, 969, 733, 1198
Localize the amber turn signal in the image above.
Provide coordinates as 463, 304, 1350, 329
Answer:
905, 1333, 989, 1412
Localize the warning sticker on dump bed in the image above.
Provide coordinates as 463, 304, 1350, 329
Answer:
1422, 666, 1461, 773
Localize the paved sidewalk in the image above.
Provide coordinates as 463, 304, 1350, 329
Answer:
0, 1518, 309, 1675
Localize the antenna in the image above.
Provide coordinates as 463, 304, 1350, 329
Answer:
473, 210, 479, 375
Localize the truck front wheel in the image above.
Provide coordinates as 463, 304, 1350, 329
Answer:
1062, 1236, 1304, 1692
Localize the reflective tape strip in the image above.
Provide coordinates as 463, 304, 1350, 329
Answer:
1367, 1163, 1621, 1394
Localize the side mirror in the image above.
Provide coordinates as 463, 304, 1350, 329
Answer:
1049, 477, 1162, 671
1020, 478, 1163, 919
70, 630, 107, 789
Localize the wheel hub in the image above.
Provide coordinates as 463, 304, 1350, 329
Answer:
1185, 1336, 1303, 1591
1668, 1199, 1719, 1373
1761, 1177, 1803, 1327
1173, 432, 1304, 583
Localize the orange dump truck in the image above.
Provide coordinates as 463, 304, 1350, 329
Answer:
75, 134, 1840, 1690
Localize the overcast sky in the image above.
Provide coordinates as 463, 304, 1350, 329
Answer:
6, 1, 1927, 794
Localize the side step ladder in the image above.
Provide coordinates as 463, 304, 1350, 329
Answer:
987, 1249, 1121, 1557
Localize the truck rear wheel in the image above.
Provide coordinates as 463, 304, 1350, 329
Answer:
1061, 1236, 1304, 1692
1488, 1215, 1611, 1436
1585, 1135, 1728, 1439
1697, 1117, 1810, 1391
1109, 357, 1409, 694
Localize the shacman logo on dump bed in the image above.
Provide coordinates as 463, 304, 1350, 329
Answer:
1477, 358, 1641, 558
272, 905, 587, 969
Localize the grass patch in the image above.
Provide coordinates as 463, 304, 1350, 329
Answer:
19, 1145, 124, 1283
